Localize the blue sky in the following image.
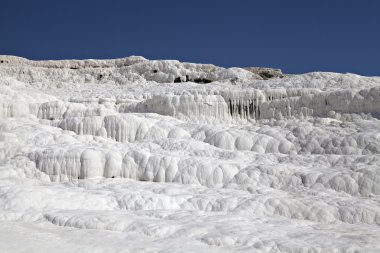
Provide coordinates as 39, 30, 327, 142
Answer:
1, 0, 379, 75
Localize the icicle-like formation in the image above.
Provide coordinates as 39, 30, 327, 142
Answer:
120, 94, 231, 123
116, 87, 380, 123
257, 87, 380, 120
58, 114, 189, 142
28, 146, 239, 187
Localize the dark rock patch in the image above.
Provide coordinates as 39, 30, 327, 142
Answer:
193, 78, 212, 84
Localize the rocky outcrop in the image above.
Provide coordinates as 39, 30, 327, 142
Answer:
244, 67, 284, 79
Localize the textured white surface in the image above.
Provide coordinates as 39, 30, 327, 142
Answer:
0, 56, 380, 252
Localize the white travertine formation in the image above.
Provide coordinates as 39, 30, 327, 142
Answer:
1, 56, 380, 252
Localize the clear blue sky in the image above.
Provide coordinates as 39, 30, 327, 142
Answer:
1, 0, 379, 75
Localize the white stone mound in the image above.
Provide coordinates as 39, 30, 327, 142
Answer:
0, 55, 380, 252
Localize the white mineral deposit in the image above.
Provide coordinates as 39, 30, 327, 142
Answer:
0, 56, 379, 252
